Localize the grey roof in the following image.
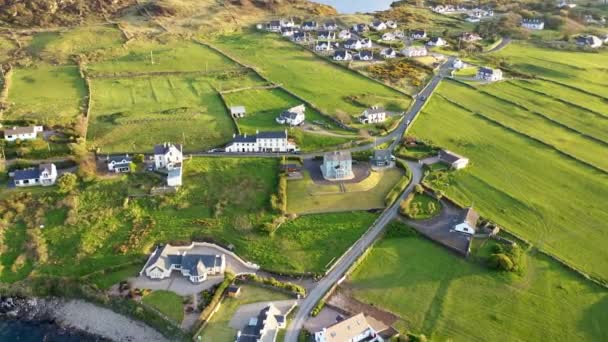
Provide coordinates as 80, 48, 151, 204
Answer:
478, 67, 498, 75
324, 150, 352, 162
108, 155, 132, 164
412, 30, 426, 36
334, 50, 349, 58
238, 305, 281, 342
429, 37, 442, 43
257, 131, 287, 139
154, 143, 182, 155
182, 254, 222, 276
303, 21, 317, 27
143, 245, 222, 276
374, 149, 392, 160
318, 30, 332, 37
372, 20, 384, 26
358, 50, 373, 58
13, 167, 41, 181
355, 23, 368, 30
3, 126, 38, 135
232, 134, 257, 143
364, 107, 386, 115
294, 31, 307, 39
345, 39, 359, 45
279, 111, 300, 120
269, 20, 281, 26
439, 150, 466, 164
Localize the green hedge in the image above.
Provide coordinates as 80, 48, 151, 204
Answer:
239, 274, 306, 296
193, 272, 235, 335
310, 299, 325, 317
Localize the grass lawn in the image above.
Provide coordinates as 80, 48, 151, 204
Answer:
87, 264, 142, 290
88, 39, 238, 75
198, 284, 291, 341
405, 193, 441, 220
348, 223, 608, 341
4, 64, 87, 126
0, 223, 34, 283
287, 167, 404, 214
212, 31, 411, 120
0, 35, 17, 63
410, 92, 608, 282
142, 290, 184, 323
88, 75, 235, 153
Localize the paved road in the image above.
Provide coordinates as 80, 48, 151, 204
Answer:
284, 60, 454, 342
483, 36, 511, 54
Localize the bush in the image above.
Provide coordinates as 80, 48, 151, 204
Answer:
57, 173, 78, 194
489, 253, 514, 271
311, 299, 325, 317
385, 174, 411, 206
239, 274, 306, 296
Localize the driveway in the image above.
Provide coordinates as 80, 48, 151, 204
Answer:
229, 300, 296, 330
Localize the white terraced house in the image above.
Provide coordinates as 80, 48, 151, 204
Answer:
224, 130, 298, 153
13, 163, 58, 187
3, 125, 43, 142
141, 244, 226, 283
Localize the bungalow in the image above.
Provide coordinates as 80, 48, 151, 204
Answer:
315, 41, 333, 52
338, 29, 352, 40
576, 35, 603, 48
386, 20, 398, 29
382, 32, 396, 41
355, 50, 374, 61
317, 30, 336, 40
140, 244, 226, 283
225, 130, 298, 153
314, 313, 383, 342
323, 20, 339, 31
401, 46, 428, 57
280, 18, 296, 28
333, 49, 353, 61
521, 19, 544, 30
13, 163, 58, 187
427, 37, 447, 46
302, 21, 317, 31
452, 58, 465, 69
380, 48, 397, 59
230, 105, 246, 118
359, 106, 387, 124
276, 104, 306, 126
352, 23, 369, 33
154, 143, 183, 170
476, 67, 503, 82
411, 30, 427, 40
344, 39, 363, 50
461, 32, 482, 42
281, 27, 295, 37
453, 208, 479, 235
371, 149, 394, 167
439, 149, 469, 169
321, 151, 354, 181
236, 304, 286, 342
371, 20, 387, 31
107, 154, 132, 173
292, 31, 309, 42
3, 125, 44, 142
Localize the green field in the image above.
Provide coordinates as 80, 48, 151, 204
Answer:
142, 290, 184, 323
287, 168, 404, 214
4, 64, 87, 126
198, 284, 291, 341
0, 35, 16, 63
213, 31, 411, 119
88, 76, 235, 153
410, 91, 608, 281
348, 224, 608, 341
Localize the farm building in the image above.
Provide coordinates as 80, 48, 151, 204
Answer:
314, 313, 383, 342
439, 150, 469, 169
276, 104, 306, 126
3, 125, 44, 142
453, 208, 480, 235
107, 155, 132, 173
225, 131, 298, 153
12, 163, 58, 187
140, 244, 226, 283
371, 149, 394, 167
401, 46, 428, 57
476, 67, 503, 82
359, 106, 387, 124
230, 106, 246, 118
321, 151, 354, 181
236, 304, 286, 342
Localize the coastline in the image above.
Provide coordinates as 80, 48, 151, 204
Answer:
0, 296, 168, 342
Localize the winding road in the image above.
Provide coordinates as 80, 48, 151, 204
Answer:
283, 59, 454, 342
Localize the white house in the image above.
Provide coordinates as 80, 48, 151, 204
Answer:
276, 104, 306, 126
3, 125, 44, 142
439, 150, 469, 169
13, 163, 58, 187
230, 106, 246, 118
167, 167, 182, 187
333, 50, 353, 61
476, 67, 503, 82
323, 20, 339, 31
576, 35, 603, 48
107, 155, 132, 173
411, 30, 427, 40
321, 151, 354, 181
153, 143, 183, 170
236, 304, 286, 342
521, 19, 545, 30
453, 208, 479, 235
381, 32, 396, 41
359, 106, 387, 124
352, 23, 369, 33
427, 37, 447, 46
292, 31, 309, 42
225, 130, 298, 153
302, 21, 317, 31
401, 46, 428, 57
140, 244, 226, 283
315, 313, 383, 342
315, 41, 334, 52
338, 29, 352, 40
280, 18, 295, 28
461, 32, 482, 42
344, 39, 363, 50
371, 20, 387, 31
386, 20, 398, 29
317, 30, 336, 40
452, 58, 465, 69
281, 27, 295, 37
355, 50, 374, 61
380, 48, 397, 59
267, 20, 282, 32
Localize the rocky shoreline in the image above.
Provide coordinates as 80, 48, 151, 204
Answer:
0, 296, 167, 342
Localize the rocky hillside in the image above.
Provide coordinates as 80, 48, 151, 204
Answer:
0, 0, 136, 27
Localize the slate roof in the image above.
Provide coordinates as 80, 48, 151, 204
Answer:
334, 50, 350, 58
143, 244, 223, 276
324, 150, 352, 162
439, 150, 466, 164
232, 134, 258, 143
374, 149, 392, 160
108, 155, 132, 164
154, 143, 182, 155
364, 107, 386, 115
257, 131, 287, 139
3, 126, 38, 136
303, 21, 317, 27
13, 167, 41, 181
358, 50, 373, 58
461, 207, 480, 229
412, 30, 426, 36
478, 67, 499, 75
238, 304, 282, 342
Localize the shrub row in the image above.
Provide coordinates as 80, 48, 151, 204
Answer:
384, 173, 411, 206
271, 175, 287, 215
238, 274, 306, 297
310, 299, 325, 317
193, 272, 235, 334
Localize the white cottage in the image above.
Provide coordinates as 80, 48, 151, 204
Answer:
107, 155, 132, 173
3, 125, 44, 142
276, 104, 306, 126
359, 106, 387, 124
13, 163, 58, 187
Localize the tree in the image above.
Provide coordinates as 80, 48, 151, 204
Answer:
489, 253, 514, 271
133, 153, 145, 164
57, 173, 78, 194
415, 184, 424, 194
